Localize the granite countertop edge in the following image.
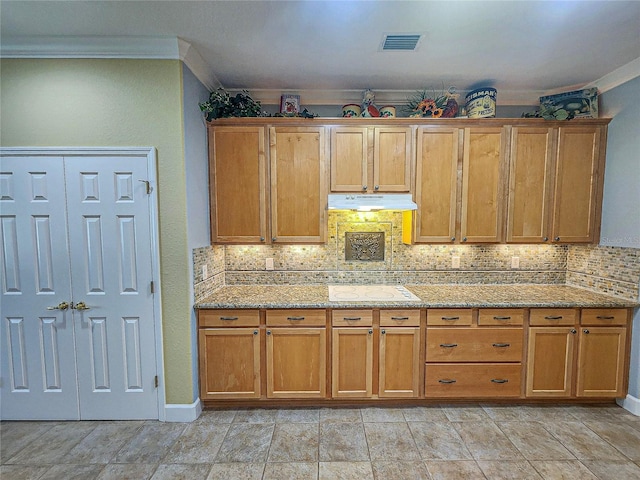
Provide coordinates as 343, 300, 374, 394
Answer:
195, 284, 639, 309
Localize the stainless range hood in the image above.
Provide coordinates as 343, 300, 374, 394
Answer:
327, 194, 417, 211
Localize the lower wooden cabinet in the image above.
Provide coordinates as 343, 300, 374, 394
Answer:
576, 326, 627, 397
199, 328, 261, 399
379, 326, 421, 398
526, 326, 577, 397
332, 327, 373, 398
266, 327, 327, 398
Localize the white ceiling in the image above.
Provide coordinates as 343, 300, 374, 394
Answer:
2, 0, 640, 105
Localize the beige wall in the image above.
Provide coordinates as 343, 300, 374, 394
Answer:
1, 58, 194, 404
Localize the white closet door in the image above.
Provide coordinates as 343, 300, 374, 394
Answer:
0, 156, 80, 419
65, 155, 158, 419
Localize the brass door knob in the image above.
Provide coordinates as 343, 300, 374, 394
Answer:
72, 301, 90, 311
47, 301, 69, 311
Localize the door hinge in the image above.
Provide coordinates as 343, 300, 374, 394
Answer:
154, 375, 159, 388
150, 281, 155, 293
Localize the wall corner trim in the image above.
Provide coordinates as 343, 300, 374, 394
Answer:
164, 398, 203, 423
617, 394, 640, 417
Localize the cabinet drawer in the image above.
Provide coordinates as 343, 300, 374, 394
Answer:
425, 363, 522, 397
198, 309, 260, 327
529, 309, 578, 326
427, 309, 473, 326
380, 309, 421, 327
332, 310, 373, 327
426, 328, 523, 362
581, 308, 628, 326
478, 309, 524, 326
266, 309, 326, 326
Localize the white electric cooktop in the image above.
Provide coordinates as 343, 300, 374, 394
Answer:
328, 285, 420, 302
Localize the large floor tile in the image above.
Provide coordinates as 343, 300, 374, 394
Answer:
6, 422, 96, 464
113, 423, 186, 464
402, 406, 448, 422
38, 463, 106, 479
497, 421, 575, 461
267, 423, 318, 462
96, 463, 157, 480
371, 461, 430, 480
0, 465, 50, 480
361, 406, 406, 423
529, 460, 598, 479
0, 421, 58, 463
583, 420, 640, 460
214, 423, 274, 463
542, 420, 627, 461
206, 463, 264, 480
275, 408, 320, 423
408, 421, 473, 460
163, 424, 229, 464
476, 460, 543, 479
319, 407, 362, 423
62, 422, 143, 464
319, 422, 369, 462
262, 462, 318, 480
319, 461, 374, 480
233, 408, 278, 424
424, 460, 487, 480
453, 421, 524, 461
564, 404, 636, 423
581, 460, 640, 480
195, 409, 237, 424
150, 463, 212, 479
442, 404, 489, 422
364, 422, 421, 461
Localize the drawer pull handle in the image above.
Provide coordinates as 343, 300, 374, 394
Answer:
544, 316, 563, 320
220, 316, 239, 321
596, 316, 615, 320
287, 316, 305, 321
440, 343, 458, 348
492, 343, 511, 348
438, 379, 457, 384
441, 316, 460, 321
491, 379, 509, 384
493, 316, 511, 320
391, 316, 410, 320
343, 317, 362, 321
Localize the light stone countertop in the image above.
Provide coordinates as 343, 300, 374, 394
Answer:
195, 284, 638, 309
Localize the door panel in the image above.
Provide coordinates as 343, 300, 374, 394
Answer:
0, 156, 79, 419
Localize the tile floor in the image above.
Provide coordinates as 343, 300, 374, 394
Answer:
2, 403, 640, 479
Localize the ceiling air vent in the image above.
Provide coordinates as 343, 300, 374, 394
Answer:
381, 34, 422, 51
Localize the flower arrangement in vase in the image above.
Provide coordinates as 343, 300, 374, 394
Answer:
405, 86, 459, 118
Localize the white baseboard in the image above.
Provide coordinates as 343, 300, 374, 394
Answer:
164, 398, 202, 422
617, 394, 640, 416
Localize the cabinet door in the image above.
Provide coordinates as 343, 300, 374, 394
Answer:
461, 127, 508, 242
526, 327, 577, 397
414, 127, 460, 243
577, 327, 627, 397
332, 328, 373, 398
373, 127, 412, 192
270, 127, 328, 243
507, 127, 555, 243
199, 328, 261, 399
379, 327, 420, 398
266, 327, 327, 398
551, 126, 603, 243
209, 126, 268, 243
330, 127, 368, 192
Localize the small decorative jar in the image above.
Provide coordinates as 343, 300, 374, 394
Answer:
342, 104, 361, 117
379, 105, 396, 118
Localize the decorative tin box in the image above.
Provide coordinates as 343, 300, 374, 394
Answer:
539, 88, 598, 118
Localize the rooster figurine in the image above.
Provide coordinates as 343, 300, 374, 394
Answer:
361, 89, 380, 117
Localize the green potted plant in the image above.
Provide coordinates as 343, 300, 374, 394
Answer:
199, 88, 263, 121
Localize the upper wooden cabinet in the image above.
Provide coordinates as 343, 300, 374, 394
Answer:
413, 127, 460, 243
330, 126, 412, 193
269, 126, 328, 243
208, 126, 268, 243
551, 125, 604, 243
461, 127, 509, 243
208, 122, 328, 244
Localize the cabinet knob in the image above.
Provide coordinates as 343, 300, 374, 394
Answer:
266, 330, 271, 335
543, 237, 548, 242
260, 237, 265, 242
583, 329, 590, 334
368, 329, 373, 335
362, 185, 367, 191
554, 236, 560, 242
451, 237, 456, 242
253, 330, 258, 335
462, 237, 467, 242
272, 237, 277, 242
570, 329, 577, 334
374, 185, 379, 191
381, 329, 386, 335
